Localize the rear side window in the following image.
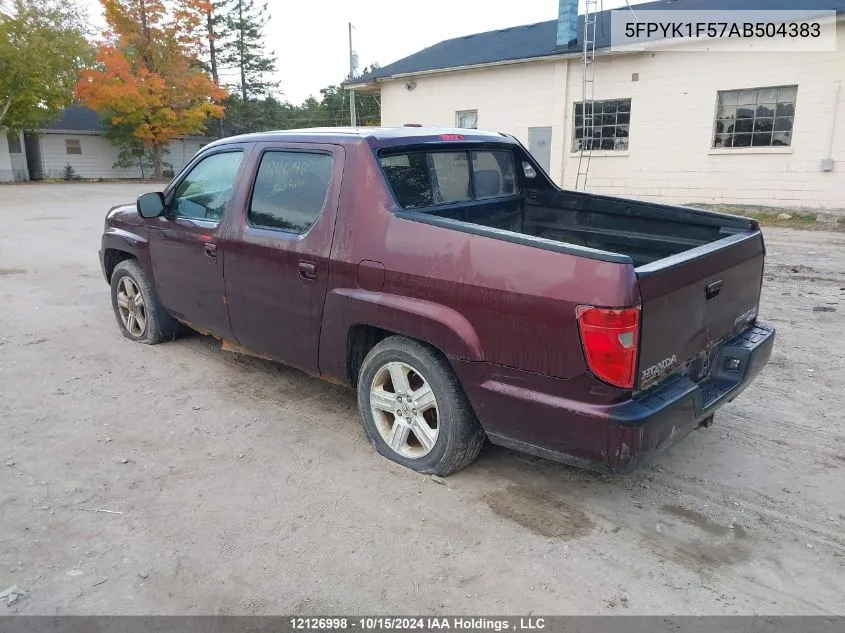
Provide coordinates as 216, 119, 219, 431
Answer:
472, 151, 517, 199
249, 151, 334, 233
380, 149, 518, 209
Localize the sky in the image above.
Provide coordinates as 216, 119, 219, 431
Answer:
79, 0, 648, 105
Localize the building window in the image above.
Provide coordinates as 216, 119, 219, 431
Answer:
456, 110, 478, 129
713, 85, 796, 148
6, 132, 22, 154
65, 139, 82, 155
573, 99, 631, 151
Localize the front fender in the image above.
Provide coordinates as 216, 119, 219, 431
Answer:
100, 227, 152, 282
319, 288, 484, 382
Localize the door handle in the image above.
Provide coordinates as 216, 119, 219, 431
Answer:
705, 279, 723, 300
203, 241, 218, 260
298, 261, 317, 281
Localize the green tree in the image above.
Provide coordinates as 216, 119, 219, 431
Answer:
217, 0, 277, 101
111, 133, 172, 180
0, 0, 92, 131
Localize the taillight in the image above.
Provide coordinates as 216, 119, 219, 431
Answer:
576, 305, 641, 389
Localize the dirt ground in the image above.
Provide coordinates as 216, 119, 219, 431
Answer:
1, 183, 844, 615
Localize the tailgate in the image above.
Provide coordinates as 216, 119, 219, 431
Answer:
635, 231, 765, 390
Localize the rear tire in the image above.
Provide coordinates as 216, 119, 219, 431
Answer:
110, 259, 179, 345
357, 336, 485, 476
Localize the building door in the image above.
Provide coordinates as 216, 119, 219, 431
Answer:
528, 127, 552, 175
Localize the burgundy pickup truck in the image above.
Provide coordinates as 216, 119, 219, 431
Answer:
99, 127, 774, 475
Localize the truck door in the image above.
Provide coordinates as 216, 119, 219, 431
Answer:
222, 143, 345, 374
148, 148, 246, 339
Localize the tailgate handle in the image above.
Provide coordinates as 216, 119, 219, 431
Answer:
705, 280, 723, 300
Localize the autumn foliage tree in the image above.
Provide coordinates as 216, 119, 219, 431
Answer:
76, 0, 225, 179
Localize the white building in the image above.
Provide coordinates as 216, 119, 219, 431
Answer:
0, 106, 210, 182
349, 0, 845, 210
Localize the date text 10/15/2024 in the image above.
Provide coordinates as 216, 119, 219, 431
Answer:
290, 617, 547, 631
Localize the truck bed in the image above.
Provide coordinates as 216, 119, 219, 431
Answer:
420, 189, 757, 267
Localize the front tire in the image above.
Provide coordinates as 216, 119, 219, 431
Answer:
357, 336, 485, 476
110, 259, 179, 345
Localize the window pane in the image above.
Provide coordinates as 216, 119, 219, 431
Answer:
713, 134, 731, 148
455, 110, 478, 129
773, 116, 794, 132
616, 111, 630, 125
574, 103, 583, 115
616, 124, 629, 138
601, 100, 618, 113
719, 91, 738, 106
738, 90, 757, 105
173, 151, 243, 221
617, 99, 631, 112
600, 138, 614, 150
598, 113, 614, 125
429, 152, 471, 204
758, 87, 778, 103
717, 105, 737, 119
733, 133, 752, 147
777, 86, 797, 103
249, 151, 333, 233
756, 104, 775, 118
602, 125, 617, 138
752, 133, 773, 146
772, 132, 791, 146
754, 118, 773, 132
614, 138, 629, 150
776, 102, 795, 117
735, 119, 753, 133
381, 153, 431, 209
736, 107, 754, 119
574, 126, 584, 139
471, 150, 517, 199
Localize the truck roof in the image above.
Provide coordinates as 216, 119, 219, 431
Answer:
206, 126, 517, 150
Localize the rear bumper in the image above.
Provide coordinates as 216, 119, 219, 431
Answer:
453, 322, 775, 474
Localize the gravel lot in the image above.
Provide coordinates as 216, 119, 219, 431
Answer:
1, 183, 844, 615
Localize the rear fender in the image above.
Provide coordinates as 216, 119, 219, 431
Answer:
319, 288, 483, 382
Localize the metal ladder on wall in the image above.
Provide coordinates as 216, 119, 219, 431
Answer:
575, 0, 599, 190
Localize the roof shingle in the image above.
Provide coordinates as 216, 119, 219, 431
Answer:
352, 0, 845, 85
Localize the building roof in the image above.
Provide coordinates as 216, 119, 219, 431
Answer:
40, 105, 105, 132
350, 0, 845, 86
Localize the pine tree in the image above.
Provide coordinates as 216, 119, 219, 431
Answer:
217, 0, 277, 101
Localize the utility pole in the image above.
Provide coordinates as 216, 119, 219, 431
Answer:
348, 22, 357, 127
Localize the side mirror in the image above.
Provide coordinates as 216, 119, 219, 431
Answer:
137, 192, 165, 218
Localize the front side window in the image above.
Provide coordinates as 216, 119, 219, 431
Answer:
713, 85, 796, 148
456, 110, 478, 129
573, 99, 631, 151
171, 151, 243, 222
65, 139, 82, 155
249, 151, 334, 233
380, 149, 519, 210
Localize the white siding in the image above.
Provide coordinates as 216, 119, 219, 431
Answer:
377, 22, 845, 209
0, 132, 12, 182
37, 133, 209, 180
0, 130, 27, 182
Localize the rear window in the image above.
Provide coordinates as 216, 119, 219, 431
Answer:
380, 149, 518, 209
